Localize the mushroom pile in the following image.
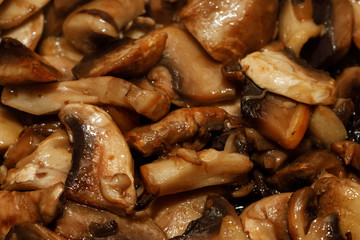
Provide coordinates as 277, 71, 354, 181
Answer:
1, 0, 360, 239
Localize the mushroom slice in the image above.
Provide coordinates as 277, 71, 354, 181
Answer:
1, 11, 44, 50
102, 105, 141, 134
72, 31, 168, 79
0, 104, 23, 154
5, 223, 66, 240
42, 55, 77, 81
1, 76, 170, 121
178, 0, 279, 62
126, 107, 232, 156
351, 0, 360, 50
58, 103, 137, 215
240, 192, 292, 240
332, 141, 360, 173
53, 0, 89, 14
0, 183, 64, 238
148, 25, 236, 106
62, 0, 145, 54
0, 0, 50, 30
278, 0, 324, 56
336, 66, 360, 98
55, 201, 166, 240
2, 130, 72, 190
0, 37, 62, 85
141, 148, 252, 196
240, 50, 337, 105
171, 195, 249, 240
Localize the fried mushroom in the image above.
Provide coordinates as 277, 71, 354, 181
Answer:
0, 104, 23, 154
5, 223, 66, 240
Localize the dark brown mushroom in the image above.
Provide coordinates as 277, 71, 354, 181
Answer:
179, 0, 279, 62
332, 140, 360, 172
58, 103, 137, 215
351, 1, 360, 50
5, 223, 66, 240
336, 66, 360, 98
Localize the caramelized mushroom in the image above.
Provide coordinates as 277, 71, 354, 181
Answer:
58, 103, 137, 215
0, 104, 23, 154
332, 140, 360, 172
351, 0, 360, 50
179, 0, 279, 62
336, 66, 360, 98
5, 223, 66, 240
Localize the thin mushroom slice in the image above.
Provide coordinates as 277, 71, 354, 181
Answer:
0, 104, 23, 154
0, 37, 62, 85
42, 55, 77, 81
58, 103, 137, 215
1, 11, 44, 51
351, 0, 360, 50
240, 50, 337, 105
72, 31, 168, 79
5, 223, 66, 240
0, 0, 50, 30
1, 76, 170, 121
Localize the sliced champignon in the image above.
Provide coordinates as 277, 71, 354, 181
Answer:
351, 0, 360, 50
126, 106, 233, 156
252, 149, 289, 173
240, 192, 292, 240
178, 0, 279, 62
148, 25, 236, 107
58, 103, 137, 215
149, 0, 185, 25
53, 0, 90, 14
300, 0, 353, 68
1, 76, 170, 121
1, 130, 72, 191
102, 105, 141, 134
278, 0, 324, 56
123, 16, 157, 39
240, 50, 337, 105
336, 66, 360, 98
72, 31, 168, 79
5, 223, 66, 240
170, 195, 249, 240
0, 0, 50, 30
0, 104, 23, 154
244, 127, 277, 152
140, 148, 252, 196
332, 98, 354, 126
42, 55, 77, 81
55, 201, 167, 240
308, 105, 347, 149
0, 37, 62, 85
0, 11, 44, 51
332, 140, 360, 173
0, 183, 64, 238
62, 0, 145, 54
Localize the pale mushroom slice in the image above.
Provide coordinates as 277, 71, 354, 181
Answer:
42, 55, 77, 81
140, 148, 253, 196
1, 11, 44, 51
240, 50, 337, 105
0, 104, 23, 154
126, 107, 233, 156
178, 0, 279, 62
0, 37, 62, 85
72, 31, 168, 79
5, 223, 66, 240
62, 0, 145, 54
1, 76, 170, 121
0, 183, 64, 238
240, 192, 292, 240
148, 25, 236, 107
55, 201, 166, 239
278, 0, 324, 56
58, 103, 137, 215
0, 0, 50, 30
351, 0, 360, 50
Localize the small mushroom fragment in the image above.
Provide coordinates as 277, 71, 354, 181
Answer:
240, 50, 337, 105
179, 0, 279, 62
351, 0, 360, 50
55, 201, 166, 240
0, 183, 64, 238
58, 103, 137, 215
0, 11, 44, 51
2, 76, 170, 121
149, 0, 185, 25
5, 223, 66, 240
42, 55, 77, 81
140, 148, 252, 196
332, 98, 354, 126
240, 192, 292, 240
308, 105, 347, 149
62, 0, 145, 54
148, 25, 236, 106
0, 104, 23, 154
332, 140, 360, 173
0, 37, 62, 85
336, 66, 360, 98
171, 195, 249, 240
278, 0, 324, 56
0, 0, 50, 30
126, 107, 232, 156
72, 31, 168, 79
1, 130, 72, 190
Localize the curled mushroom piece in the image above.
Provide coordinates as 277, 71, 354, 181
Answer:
240, 50, 337, 105
0, 0, 50, 30
332, 141, 360, 173
1, 76, 170, 121
179, 0, 279, 62
62, 0, 145, 54
5, 223, 66, 240
58, 103, 137, 215
126, 107, 233, 156
0, 37, 62, 85
72, 31, 168, 79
